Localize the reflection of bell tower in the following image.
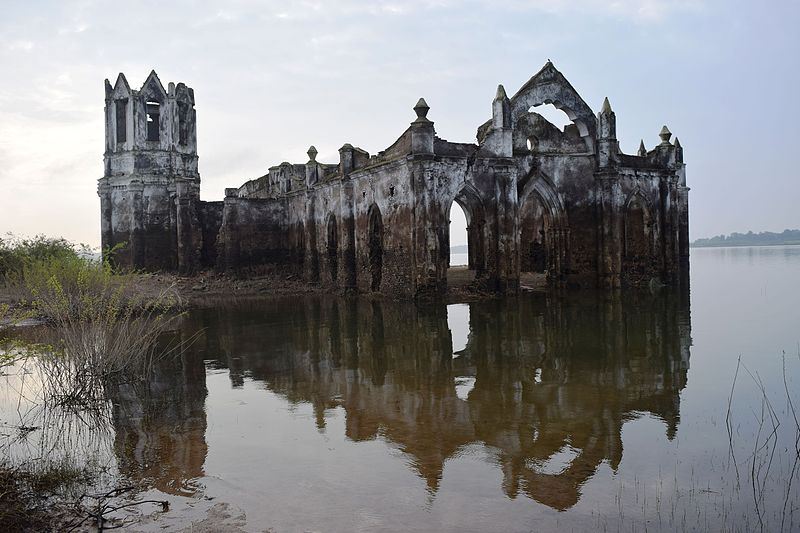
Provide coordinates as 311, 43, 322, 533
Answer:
99, 71, 200, 272
109, 333, 208, 497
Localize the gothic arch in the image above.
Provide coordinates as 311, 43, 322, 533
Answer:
443, 182, 487, 276
518, 172, 569, 278
623, 191, 654, 259
326, 213, 338, 282
367, 204, 383, 291
509, 62, 597, 152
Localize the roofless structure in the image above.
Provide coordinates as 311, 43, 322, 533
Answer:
99, 62, 689, 296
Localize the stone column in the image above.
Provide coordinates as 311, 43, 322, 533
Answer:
597, 176, 622, 289
409, 98, 440, 296
220, 189, 240, 272
340, 179, 357, 290
305, 190, 319, 283
176, 178, 197, 274
127, 180, 145, 270
98, 179, 114, 263
493, 166, 519, 293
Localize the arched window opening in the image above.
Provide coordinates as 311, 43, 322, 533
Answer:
178, 101, 190, 146
327, 215, 338, 282
528, 103, 573, 132
115, 99, 128, 144
368, 205, 383, 291
146, 101, 160, 141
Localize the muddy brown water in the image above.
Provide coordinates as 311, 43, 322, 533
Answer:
2, 246, 800, 531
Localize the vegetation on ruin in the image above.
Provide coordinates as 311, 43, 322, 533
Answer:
0, 235, 184, 530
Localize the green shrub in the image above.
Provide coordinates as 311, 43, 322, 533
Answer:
0, 235, 80, 281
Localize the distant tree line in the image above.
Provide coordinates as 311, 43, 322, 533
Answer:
691, 229, 800, 248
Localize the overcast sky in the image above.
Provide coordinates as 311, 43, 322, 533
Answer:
1, 0, 797, 247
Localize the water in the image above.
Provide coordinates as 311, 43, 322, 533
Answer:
2, 246, 800, 531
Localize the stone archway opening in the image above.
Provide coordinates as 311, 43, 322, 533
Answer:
326, 214, 338, 282
367, 205, 383, 292
446, 187, 486, 292
519, 192, 550, 276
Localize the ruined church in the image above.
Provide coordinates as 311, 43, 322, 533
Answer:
99, 61, 689, 296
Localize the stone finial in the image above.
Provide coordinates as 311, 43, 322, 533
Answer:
638, 139, 647, 157
307, 145, 318, 162
600, 97, 613, 114
673, 137, 681, 149
413, 98, 430, 122
659, 125, 672, 145
495, 84, 508, 101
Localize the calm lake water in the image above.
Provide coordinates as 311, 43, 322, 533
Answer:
2, 246, 800, 531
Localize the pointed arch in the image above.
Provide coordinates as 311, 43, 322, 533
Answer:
623, 190, 654, 259
141, 70, 167, 102
509, 62, 597, 152
518, 171, 567, 228
326, 213, 339, 282
519, 172, 569, 278
367, 204, 383, 291
445, 182, 487, 277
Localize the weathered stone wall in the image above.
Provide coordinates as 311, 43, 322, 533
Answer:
217, 196, 289, 272
197, 201, 223, 268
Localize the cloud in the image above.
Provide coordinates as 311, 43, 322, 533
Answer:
6, 40, 35, 52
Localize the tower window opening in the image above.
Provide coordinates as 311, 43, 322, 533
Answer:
115, 99, 127, 144
178, 101, 189, 146
146, 101, 160, 141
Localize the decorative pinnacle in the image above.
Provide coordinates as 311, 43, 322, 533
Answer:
600, 97, 613, 114
638, 140, 647, 157
659, 125, 672, 145
495, 84, 507, 101
673, 137, 682, 149
413, 98, 430, 122
307, 145, 318, 162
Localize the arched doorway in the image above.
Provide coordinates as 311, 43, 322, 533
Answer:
326, 214, 338, 282
519, 192, 550, 274
446, 185, 486, 291
367, 204, 383, 291
518, 174, 568, 286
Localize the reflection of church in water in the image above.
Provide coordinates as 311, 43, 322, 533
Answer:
108, 291, 690, 509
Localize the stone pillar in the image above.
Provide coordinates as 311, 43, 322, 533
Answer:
220, 189, 240, 272
410, 98, 434, 156
127, 180, 145, 269
176, 178, 197, 274
305, 190, 319, 283
409, 98, 440, 296
597, 98, 619, 169
340, 179, 357, 290
339, 144, 355, 176
306, 146, 319, 188
490, 85, 513, 158
412, 165, 440, 296
493, 166, 519, 293
98, 179, 114, 262
597, 176, 622, 288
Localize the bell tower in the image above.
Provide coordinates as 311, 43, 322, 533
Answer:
99, 71, 200, 272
